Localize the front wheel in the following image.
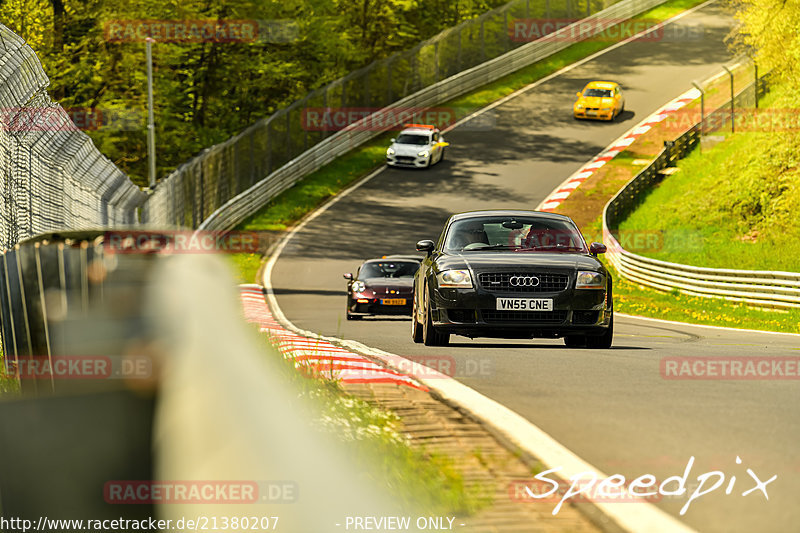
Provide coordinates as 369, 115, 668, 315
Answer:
411, 294, 423, 343
422, 295, 449, 346
586, 315, 613, 349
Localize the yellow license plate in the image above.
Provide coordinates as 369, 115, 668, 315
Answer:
381, 298, 406, 305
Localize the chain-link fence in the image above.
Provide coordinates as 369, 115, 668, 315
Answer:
142, 0, 632, 228
0, 24, 146, 251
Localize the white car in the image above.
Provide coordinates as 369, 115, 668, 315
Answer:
386, 124, 448, 168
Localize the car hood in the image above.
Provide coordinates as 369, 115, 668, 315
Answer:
577, 96, 614, 108
390, 143, 426, 156
436, 252, 604, 271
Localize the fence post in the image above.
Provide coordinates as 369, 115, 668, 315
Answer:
754, 61, 758, 109
457, 29, 462, 71
480, 19, 485, 61
434, 41, 440, 81
663, 140, 675, 166
722, 65, 734, 133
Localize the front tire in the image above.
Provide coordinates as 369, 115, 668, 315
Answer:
586, 314, 613, 349
563, 335, 585, 348
411, 294, 423, 343
422, 294, 449, 346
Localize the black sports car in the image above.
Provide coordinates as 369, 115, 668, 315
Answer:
411, 210, 613, 347
344, 256, 422, 320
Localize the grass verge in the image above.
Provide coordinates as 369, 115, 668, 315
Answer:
227, 253, 264, 284
238, 0, 711, 234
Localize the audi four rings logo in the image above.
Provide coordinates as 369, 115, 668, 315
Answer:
509, 275, 540, 287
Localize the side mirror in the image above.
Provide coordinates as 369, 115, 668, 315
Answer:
416, 240, 435, 255
576, 91, 582, 98
343, 272, 353, 280
390, 138, 396, 143
589, 242, 607, 256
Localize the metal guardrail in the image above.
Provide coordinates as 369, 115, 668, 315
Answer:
603, 68, 800, 309
194, 0, 669, 232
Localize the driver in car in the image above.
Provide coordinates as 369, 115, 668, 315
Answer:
449, 221, 489, 250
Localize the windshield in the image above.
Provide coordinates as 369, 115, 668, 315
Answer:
583, 88, 612, 98
359, 261, 420, 279
395, 133, 429, 145
444, 216, 588, 253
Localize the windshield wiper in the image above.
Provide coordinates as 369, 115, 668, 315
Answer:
463, 244, 519, 251
523, 244, 582, 251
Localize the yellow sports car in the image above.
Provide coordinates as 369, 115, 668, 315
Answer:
573, 81, 625, 121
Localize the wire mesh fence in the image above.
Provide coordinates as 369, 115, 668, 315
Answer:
0, 24, 146, 251
142, 0, 634, 228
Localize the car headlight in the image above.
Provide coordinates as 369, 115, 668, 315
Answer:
576, 271, 605, 289
387, 148, 395, 156
576, 104, 584, 109
418, 150, 430, 158
352, 281, 366, 293
437, 269, 473, 288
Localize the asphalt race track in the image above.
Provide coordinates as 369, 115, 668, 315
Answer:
271, 4, 800, 532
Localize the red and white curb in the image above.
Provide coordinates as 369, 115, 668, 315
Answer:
537, 87, 701, 212
239, 284, 428, 391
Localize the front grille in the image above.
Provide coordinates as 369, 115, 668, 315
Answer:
478, 272, 569, 293
395, 156, 415, 163
482, 310, 568, 324
572, 310, 600, 325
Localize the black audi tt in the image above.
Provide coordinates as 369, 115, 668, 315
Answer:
411, 210, 613, 348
